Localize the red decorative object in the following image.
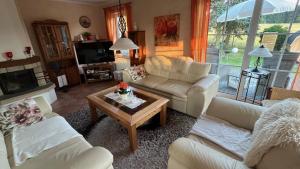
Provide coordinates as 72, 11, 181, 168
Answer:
118, 82, 129, 95
4, 52, 13, 60
119, 82, 129, 90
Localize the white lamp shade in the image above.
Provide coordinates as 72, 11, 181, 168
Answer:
248, 45, 273, 58
109, 38, 139, 50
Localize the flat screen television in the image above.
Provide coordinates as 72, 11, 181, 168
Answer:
74, 41, 115, 64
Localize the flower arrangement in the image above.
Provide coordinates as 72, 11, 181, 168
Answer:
118, 82, 129, 95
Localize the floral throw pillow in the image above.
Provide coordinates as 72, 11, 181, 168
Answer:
0, 98, 44, 136
126, 65, 147, 81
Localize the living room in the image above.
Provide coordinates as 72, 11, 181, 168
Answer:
1, 0, 300, 169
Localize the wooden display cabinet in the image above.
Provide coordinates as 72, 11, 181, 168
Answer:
33, 20, 80, 87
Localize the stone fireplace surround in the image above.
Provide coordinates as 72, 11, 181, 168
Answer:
0, 56, 57, 105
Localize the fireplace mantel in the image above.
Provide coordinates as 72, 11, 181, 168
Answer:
0, 55, 41, 68
0, 56, 57, 104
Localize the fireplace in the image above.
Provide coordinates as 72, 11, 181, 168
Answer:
0, 69, 38, 95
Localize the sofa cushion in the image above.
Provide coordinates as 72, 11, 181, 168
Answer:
144, 55, 174, 79
0, 132, 10, 169
0, 98, 44, 136
144, 56, 211, 83
154, 80, 192, 99
129, 83, 187, 113
33, 97, 52, 115
131, 75, 168, 89
6, 137, 92, 169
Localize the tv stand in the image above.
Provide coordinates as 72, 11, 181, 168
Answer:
82, 63, 115, 84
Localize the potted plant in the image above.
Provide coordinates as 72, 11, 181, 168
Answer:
82, 32, 92, 41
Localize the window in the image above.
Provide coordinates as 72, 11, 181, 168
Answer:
207, 0, 300, 96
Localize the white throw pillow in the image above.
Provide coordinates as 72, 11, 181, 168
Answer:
0, 98, 44, 136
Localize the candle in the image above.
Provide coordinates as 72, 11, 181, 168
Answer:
5, 52, 13, 60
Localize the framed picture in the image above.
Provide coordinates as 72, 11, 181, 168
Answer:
154, 14, 180, 46
79, 16, 91, 28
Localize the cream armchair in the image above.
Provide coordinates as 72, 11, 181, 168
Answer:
168, 97, 300, 169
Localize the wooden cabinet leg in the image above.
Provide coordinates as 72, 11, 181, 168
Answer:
160, 104, 167, 127
88, 101, 97, 124
128, 126, 138, 151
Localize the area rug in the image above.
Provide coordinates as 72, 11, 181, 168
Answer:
64, 106, 196, 169
63, 106, 105, 135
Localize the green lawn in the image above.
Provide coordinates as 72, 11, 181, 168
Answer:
208, 23, 300, 67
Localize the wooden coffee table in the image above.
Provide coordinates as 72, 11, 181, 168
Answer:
86, 86, 169, 151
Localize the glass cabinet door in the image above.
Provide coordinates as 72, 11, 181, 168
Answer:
39, 25, 60, 61
55, 25, 73, 59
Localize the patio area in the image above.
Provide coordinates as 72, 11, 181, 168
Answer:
207, 0, 300, 99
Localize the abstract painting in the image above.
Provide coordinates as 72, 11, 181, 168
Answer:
154, 14, 180, 46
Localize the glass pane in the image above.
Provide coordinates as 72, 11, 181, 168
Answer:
255, 0, 300, 89
218, 65, 241, 95
209, 0, 252, 94
58, 25, 72, 57
41, 25, 59, 59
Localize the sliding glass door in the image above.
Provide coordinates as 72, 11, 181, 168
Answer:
256, 0, 300, 90
208, 0, 255, 94
207, 0, 300, 96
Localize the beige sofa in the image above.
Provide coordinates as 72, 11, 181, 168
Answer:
0, 97, 113, 169
168, 97, 300, 169
123, 55, 220, 117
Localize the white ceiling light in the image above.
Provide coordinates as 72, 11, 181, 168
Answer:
109, 0, 139, 50
110, 37, 139, 50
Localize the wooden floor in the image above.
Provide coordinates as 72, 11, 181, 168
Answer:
52, 81, 118, 115
51, 81, 235, 115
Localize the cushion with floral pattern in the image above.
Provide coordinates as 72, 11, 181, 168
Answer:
0, 98, 44, 136
126, 65, 147, 81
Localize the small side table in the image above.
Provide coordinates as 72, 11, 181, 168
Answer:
236, 68, 271, 104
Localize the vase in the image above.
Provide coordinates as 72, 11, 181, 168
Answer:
119, 93, 128, 100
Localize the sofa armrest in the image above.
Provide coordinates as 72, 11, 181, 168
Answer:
33, 96, 52, 115
206, 97, 265, 130
186, 74, 219, 117
67, 147, 113, 169
168, 138, 249, 169
192, 74, 220, 92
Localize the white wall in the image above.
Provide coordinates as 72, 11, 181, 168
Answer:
0, 0, 33, 61
132, 0, 191, 56
99, 0, 191, 56
15, 0, 107, 58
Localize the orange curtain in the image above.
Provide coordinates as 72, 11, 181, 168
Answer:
103, 3, 133, 42
191, 0, 211, 63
